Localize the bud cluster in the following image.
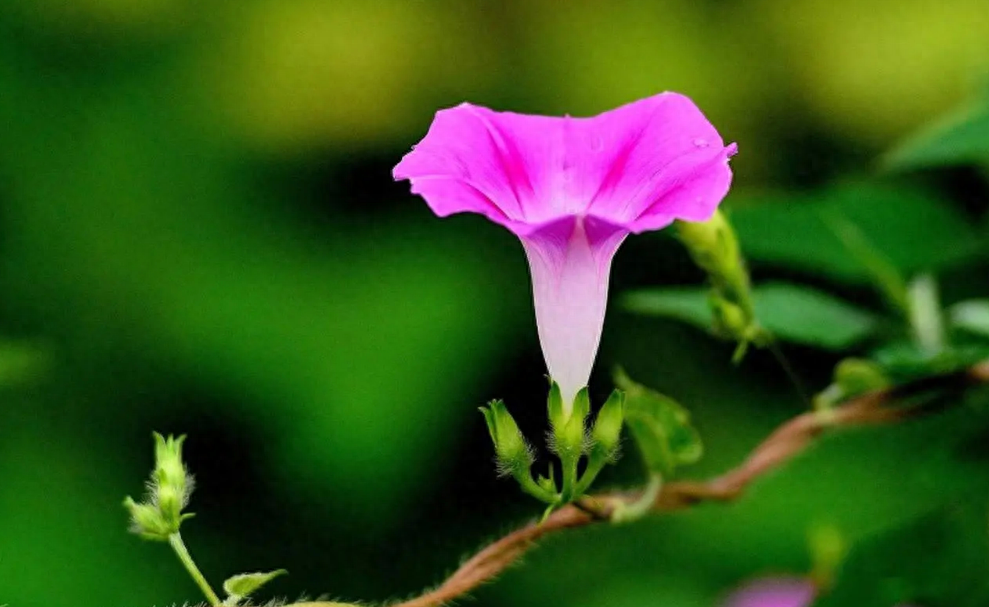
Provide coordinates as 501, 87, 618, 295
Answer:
480, 383, 625, 509
677, 210, 768, 358
123, 433, 194, 541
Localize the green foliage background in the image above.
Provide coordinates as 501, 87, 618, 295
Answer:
1, 1, 988, 606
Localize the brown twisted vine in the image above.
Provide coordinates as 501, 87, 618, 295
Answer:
282, 360, 989, 607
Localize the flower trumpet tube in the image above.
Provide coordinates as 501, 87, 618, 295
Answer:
394, 93, 736, 410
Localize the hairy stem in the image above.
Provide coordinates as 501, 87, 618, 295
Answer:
169, 532, 221, 607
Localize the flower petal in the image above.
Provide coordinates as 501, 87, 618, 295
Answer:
393, 103, 566, 233
563, 92, 736, 231
521, 216, 628, 407
395, 94, 734, 236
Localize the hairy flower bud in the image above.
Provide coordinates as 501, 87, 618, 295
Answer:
124, 433, 195, 541
590, 389, 625, 461
480, 400, 533, 477
123, 496, 171, 541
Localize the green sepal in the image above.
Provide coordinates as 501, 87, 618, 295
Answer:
615, 369, 702, 477
547, 382, 565, 430
552, 387, 589, 458
222, 569, 287, 605
572, 387, 591, 422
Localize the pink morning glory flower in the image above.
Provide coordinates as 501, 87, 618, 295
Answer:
723, 576, 921, 607
394, 93, 736, 410
723, 578, 816, 607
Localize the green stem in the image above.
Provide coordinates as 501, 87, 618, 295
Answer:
558, 450, 580, 503
515, 471, 559, 505
610, 473, 664, 524
573, 455, 608, 497
169, 532, 221, 607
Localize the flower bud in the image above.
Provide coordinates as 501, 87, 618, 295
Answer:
480, 400, 532, 477
834, 358, 890, 396
676, 210, 728, 263
123, 496, 171, 541
124, 432, 195, 541
154, 433, 189, 489
590, 389, 625, 461
676, 211, 745, 294
711, 296, 750, 340
677, 212, 762, 353
152, 433, 192, 525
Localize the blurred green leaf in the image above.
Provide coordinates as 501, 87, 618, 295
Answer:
614, 370, 702, 477
870, 341, 989, 382
883, 95, 989, 171
624, 282, 882, 350
815, 503, 989, 607
949, 299, 989, 339
0, 341, 48, 386
729, 184, 981, 284
623, 287, 711, 328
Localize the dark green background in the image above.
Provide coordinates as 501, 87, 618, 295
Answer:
1, 1, 988, 606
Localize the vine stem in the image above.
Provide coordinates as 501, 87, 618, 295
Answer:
286, 360, 989, 607
168, 532, 222, 607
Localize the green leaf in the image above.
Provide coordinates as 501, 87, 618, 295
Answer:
754, 283, 882, 349
815, 504, 989, 607
624, 287, 712, 329
624, 282, 882, 350
949, 299, 989, 339
883, 95, 989, 171
729, 184, 981, 284
614, 370, 702, 477
222, 569, 287, 604
870, 341, 989, 382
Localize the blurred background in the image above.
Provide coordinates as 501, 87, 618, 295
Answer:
1, 1, 989, 606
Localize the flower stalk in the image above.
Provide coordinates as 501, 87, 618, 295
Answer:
170, 532, 222, 607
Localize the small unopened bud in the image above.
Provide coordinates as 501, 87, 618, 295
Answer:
154, 433, 188, 489
590, 389, 625, 461
711, 296, 749, 339
676, 211, 728, 263
123, 496, 171, 541
480, 400, 532, 476
124, 432, 195, 540
834, 358, 890, 397
677, 211, 758, 343
152, 433, 192, 526
676, 211, 743, 287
